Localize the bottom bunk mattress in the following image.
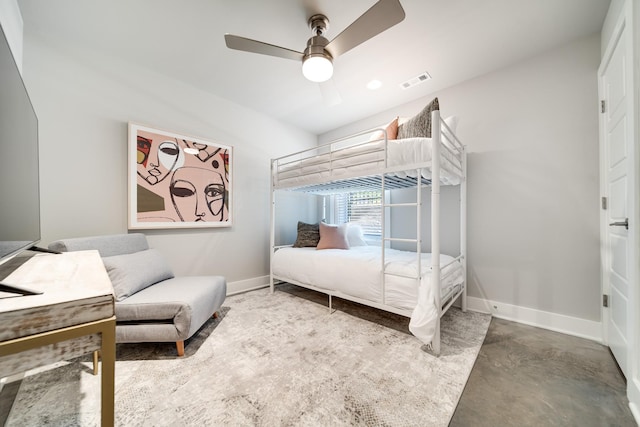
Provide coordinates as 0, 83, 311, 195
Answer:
271, 246, 464, 345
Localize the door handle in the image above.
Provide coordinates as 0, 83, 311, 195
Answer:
609, 218, 629, 229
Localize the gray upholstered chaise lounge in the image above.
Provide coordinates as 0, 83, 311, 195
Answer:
49, 233, 226, 361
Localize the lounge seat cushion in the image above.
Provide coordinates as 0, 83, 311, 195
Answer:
115, 275, 227, 341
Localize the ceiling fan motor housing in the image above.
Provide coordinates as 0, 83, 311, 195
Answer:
304, 35, 331, 59
302, 15, 333, 83
302, 34, 333, 82
305, 14, 331, 61
308, 14, 329, 36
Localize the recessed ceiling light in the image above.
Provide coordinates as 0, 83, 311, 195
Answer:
367, 79, 382, 90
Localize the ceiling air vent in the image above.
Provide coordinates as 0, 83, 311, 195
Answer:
400, 71, 432, 90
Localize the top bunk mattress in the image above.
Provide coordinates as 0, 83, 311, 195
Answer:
272, 103, 465, 193
273, 136, 463, 190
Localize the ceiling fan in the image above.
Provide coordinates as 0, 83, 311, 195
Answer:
224, 0, 406, 83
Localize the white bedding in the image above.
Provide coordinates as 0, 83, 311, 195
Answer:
274, 137, 463, 188
271, 246, 464, 345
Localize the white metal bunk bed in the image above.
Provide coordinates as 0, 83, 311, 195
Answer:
269, 109, 466, 355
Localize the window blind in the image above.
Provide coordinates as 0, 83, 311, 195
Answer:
336, 190, 382, 236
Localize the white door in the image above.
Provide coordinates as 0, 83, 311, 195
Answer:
599, 14, 635, 379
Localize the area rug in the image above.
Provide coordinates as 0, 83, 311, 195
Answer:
3, 284, 490, 426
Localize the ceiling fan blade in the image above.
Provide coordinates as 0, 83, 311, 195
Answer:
319, 79, 342, 106
224, 34, 303, 61
325, 0, 405, 59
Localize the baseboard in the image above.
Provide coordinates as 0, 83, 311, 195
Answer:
630, 402, 640, 426
227, 275, 269, 296
225, 282, 604, 342
466, 296, 602, 343
629, 377, 640, 425
0, 372, 24, 386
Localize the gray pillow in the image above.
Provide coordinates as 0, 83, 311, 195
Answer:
102, 248, 174, 301
397, 97, 440, 139
292, 221, 320, 248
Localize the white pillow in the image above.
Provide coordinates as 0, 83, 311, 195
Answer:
443, 115, 459, 135
346, 223, 368, 247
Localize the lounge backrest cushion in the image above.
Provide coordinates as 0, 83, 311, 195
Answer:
48, 233, 149, 257
102, 249, 175, 302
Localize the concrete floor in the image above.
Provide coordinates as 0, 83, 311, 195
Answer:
450, 318, 638, 427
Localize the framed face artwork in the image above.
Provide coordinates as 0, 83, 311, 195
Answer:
128, 123, 232, 229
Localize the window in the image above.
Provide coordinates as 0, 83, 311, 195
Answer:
335, 190, 382, 236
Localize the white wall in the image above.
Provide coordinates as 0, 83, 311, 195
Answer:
387, 186, 461, 257
0, 0, 22, 71
272, 191, 323, 247
322, 33, 602, 324
20, 33, 316, 288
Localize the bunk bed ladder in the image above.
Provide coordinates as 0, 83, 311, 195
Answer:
382, 111, 447, 357
380, 168, 423, 307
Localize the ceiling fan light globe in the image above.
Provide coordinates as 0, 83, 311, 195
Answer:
302, 55, 333, 82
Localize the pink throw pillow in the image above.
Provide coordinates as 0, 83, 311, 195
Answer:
369, 116, 399, 141
316, 222, 350, 250
386, 116, 399, 139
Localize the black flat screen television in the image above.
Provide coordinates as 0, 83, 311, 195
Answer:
0, 23, 41, 267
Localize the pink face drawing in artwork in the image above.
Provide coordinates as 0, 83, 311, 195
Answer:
169, 167, 226, 222
137, 137, 184, 185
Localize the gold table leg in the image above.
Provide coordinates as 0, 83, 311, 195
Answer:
100, 317, 116, 427
0, 316, 117, 427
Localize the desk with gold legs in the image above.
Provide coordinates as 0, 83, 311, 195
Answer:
0, 251, 115, 426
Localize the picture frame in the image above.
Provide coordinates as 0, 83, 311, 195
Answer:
128, 123, 232, 229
